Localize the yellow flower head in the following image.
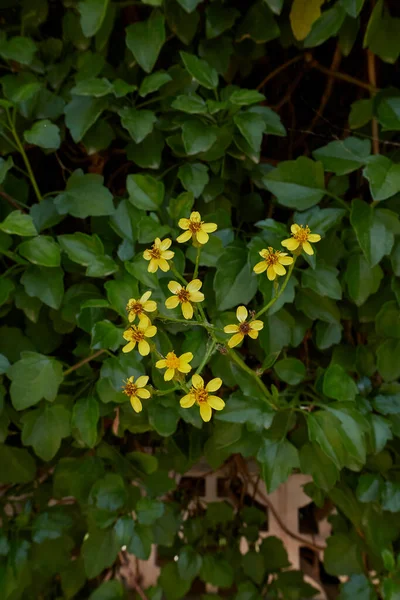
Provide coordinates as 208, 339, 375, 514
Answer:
122, 315, 157, 356
223, 306, 264, 348
281, 224, 321, 256
177, 211, 217, 245
143, 238, 174, 273
126, 291, 157, 322
156, 351, 193, 381
253, 247, 293, 281
165, 279, 204, 320
180, 374, 224, 422
122, 375, 150, 413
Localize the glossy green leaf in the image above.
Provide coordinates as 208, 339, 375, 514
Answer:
21, 404, 70, 460
274, 358, 306, 385
0, 211, 37, 237
126, 12, 166, 73
18, 236, 61, 267
72, 397, 99, 448
313, 137, 371, 175
21, 265, 64, 309
54, 169, 114, 218
180, 51, 218, 89
363, 155, 400, 201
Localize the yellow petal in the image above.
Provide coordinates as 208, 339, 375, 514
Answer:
192, 374, 204, 389
122, 341, 135, 353
248, 329, 259, 339
144, 325, 157, 338
180, 394, 196, 408
187, 279, 202, 293
189, 291, 204, 303
130, 396, 142, 413
135, 375, 149, 388
162, 250, 175, 260
178, 218, 190, 230
123, 329, 132, 340
224, 324, 239, 334
281, 238, 300, 251
200, 403, 212, 422
143, 300, 157, 312
190, 211, 201, 222
308, 233, 321, 242
207, 395, 225, 410
182, 302, 193, 320
165, 368, 175, 381
250, 320, 264, 331
302, 240, 314, 255
196, 229, 209, 245
236, 306, 248, 323
160, 238, 172, 251
136, 388, 150, 399
140, 291, 152, 303
206, 377, 222, 392
138, 340, 150, 356
128, 313, 135, 322
155, 359, 166, 368
154, 238, 161, 247
273, 262, 286, 276
168, 280, 182, 294
138, 315, 151, 330
148, 259, 158, 273
180, 352, 193, 363
165, 295, 180, 309
143, 250, 151, 260
253, 261, 267, 274
278, 255, 294, 266
158, 258, 170, 272
228, 333, 244, 348
177, 230, 192, 243
291, 223, 300, 234
128, 376, 134, 382
178, 362, 192, 374
202, 222, 217, 233
267, 265, 276, 281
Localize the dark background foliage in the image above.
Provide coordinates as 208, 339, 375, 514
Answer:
1, 0, 400, 598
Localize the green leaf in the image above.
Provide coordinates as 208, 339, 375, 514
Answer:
349, 98, 373, 129
345, 254, 383, 306
248, 105, 286, 136
139, 71, 172, 97
32, 509, 73, 543
21, 266, 64, 309
0, 278, 14, 306
296, 288, 341, 324
82, 527, 119, 578
363, 0, 400, 64
172, 94, 207, 114
363, 155, 400, 201
72, 397, 99, 448
350, 198, 391, 267
381, 482, 400, 512
167, 191, 194, 222
356, 473, 382, 503
200, 555, 234, 588
7, 351, 63, 410
0, 444, 36, 483
274, 358, 306, 385
302, 263, 342, 300
316, 321, 342, 349
24, 119, 60, 149
323, 364, 358, 402
58, 232, 117, 277
126, 12, 165, 73
234, 112, 264, 152
127, 129, 164, 170
71, 77, 113, 97
64, 96, 108, 143
89, 580, 124, 600
289, 0, 324, 40
178, 162, 209, 198
0, 354, 10, 375
236, 2, 280, 43
307, 410, 348, 469
90, 474, 126, 511
18, 236, 61, 267
257, 438, 299, 493
160, 562, 192, 600
375, 87, 400, 131
262, 157, 325, 210
91, 320, 123, 351
313, 137, 371, 175
215, 392, 274, 428
0, 156, 14, 184
0, 35, 37, 65
324, 534, 364, 576
177, 546, 202, 581
299, 443, 339, 491
54, 169, 114, 218
376, 301, 400, 338
242, 551, 265, 585
176, 0, 202, 12
304, 4, 346, 47
373, 394, 400, 415
214, 242, 258, 311
339, 574, 377, 600
21, 404, 71, 460
182, 119, 217, 155
377, 339, 400, 382
180, 52, 218, 89
126, 523, 153, 559
206, 3, 240, 39
119, 107, 156, 143
0, 211, 37, 236
79, 0, 109, 37
137, 497, 164, 525
260, 536, 290, 571
127, 173, 164, 210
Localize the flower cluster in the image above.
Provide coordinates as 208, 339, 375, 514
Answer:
120, 214, 321, 421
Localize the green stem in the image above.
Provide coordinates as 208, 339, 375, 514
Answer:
8, 110, 42, 202
195, 339, 216, 376
153, 386, 180, 396
323, 189, 350, 212
255, 259, 296, 320
193, 245, 201, 279
169, 262, 188, 285
228, 349, 276, 409
157, 315, 216, 331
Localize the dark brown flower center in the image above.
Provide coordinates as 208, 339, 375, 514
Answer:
189, 221, 202, 233
127, 326, 145, 342
123, 381, 137, 396
192, 387, 208, 404
293, 226, 310, 243
127, 301, 143, 314
177, 289, 190, 303
149, 245, 161, 259
239, 322, 251, 335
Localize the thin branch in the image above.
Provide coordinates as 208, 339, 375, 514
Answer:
367, 49, 379, 155
63, 349, 106, 377
311, 59, 378, 93
256, 54, 304, 90
0, 188, 26, 212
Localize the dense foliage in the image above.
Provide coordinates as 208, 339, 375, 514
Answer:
2, 0, 400, 598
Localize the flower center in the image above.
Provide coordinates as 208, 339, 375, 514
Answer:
127, 301, 143, 314
192, 387, 208, 404
123, 381, 137, 397
293, 226, 310, 243
127, 326, 145, 342
239, 322, 251, 335
149, 244, 161, 259
189, 221, 202, 233
177, 289, 190, 303
165, 351, 180, 369
261, 247, 279, 266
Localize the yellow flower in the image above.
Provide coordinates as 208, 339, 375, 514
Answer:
126, 291, 157, 322
177, 211, 217, 245
122, 375, 150, 413
180, 374, 224, 422
155, 351, 193, 381
281, 224, 321, 256
165, 279, 204, 320
143, 238, 174, 273
253, 247, 293, 281
223, 306, 264, 348
122, 316, 157, 356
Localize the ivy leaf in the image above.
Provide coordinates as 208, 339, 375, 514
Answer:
0, 36, 37, 65
88, 581, 124, 600
72, 397, 99, 448
8, 351, 63, 410
159, 562, 192, 600
139, 71, 172, 97
177, 546, 202, 581
126, 12, 166, 73
21, 404, 71, 460
0, 444, 36, 483
21, 266, 64, 309
79, 0, 109, 37
0, 156, 13, 184
18, 236, 61, 267
257, 438, 299, 493
54, 169, 114, 218
214, 242, 258, 311
119, 107, 156, 143
323, 364, 358, 402
339, 574, 378, 600
58, 232, 117, 277
313, 138, 371, 175
290, 0, 324, 41
274, 358, 306, 385
302, 263, 342, 300
182, 119, 217, 155
136, 497, 164, 525
82, 527, 119, 579
324, 534, 364, 576
299, 443, 339, 491
180, 51, 218, 89
0, 211, 37, 237
234, 112, 264, 152
24, 120, 61, 149
178, 162, 209, 198
350, 198, 391, 267
127, 174, 164, 210
71, 78, 113, 97
363, 155, 400, 201
345, 254, 383, 306
64, 96, 108, 143
91, 320, 123, 351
